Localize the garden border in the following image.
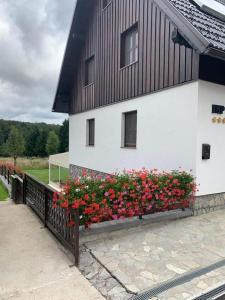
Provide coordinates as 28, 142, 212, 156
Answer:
80, 208, 193, 244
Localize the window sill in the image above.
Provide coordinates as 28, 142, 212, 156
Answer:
121, 146, 137, 150
86, 145, 95, 148
120, 61, 138, 71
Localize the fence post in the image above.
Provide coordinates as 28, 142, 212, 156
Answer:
74, 209, 80, 267
44, 188, 48, 227
22, 175, 27, 204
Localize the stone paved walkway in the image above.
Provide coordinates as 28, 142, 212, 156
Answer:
0, 200, 104, 300
84, 210, 225, 299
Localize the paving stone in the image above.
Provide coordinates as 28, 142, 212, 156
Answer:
82, 210, 225, 299
166, 264, 187, 274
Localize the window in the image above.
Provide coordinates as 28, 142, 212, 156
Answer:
103, 0, 111, 9
87, 119, 95, 146
123, 111, 137, 148
85, 56, 95, 86
121, 24, 138, 68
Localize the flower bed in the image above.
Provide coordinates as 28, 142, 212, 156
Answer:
0, 161, 24, 178
53, 169, 196, 228
0, 161, 23, 175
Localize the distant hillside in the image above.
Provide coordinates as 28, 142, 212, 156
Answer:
0, 119, 68, 157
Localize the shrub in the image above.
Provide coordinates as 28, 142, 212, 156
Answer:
53, 169, 196, 228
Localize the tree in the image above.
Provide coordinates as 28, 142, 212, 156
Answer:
6, 126, 25, 166
25, 127, 39, 157
59, 119, 69, 153
35, 130, 48, 157
46, 131, 59, 155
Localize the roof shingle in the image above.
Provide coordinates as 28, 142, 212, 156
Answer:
168, 0, 225, 51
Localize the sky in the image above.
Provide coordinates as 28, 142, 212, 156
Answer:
0, 0, 76, 124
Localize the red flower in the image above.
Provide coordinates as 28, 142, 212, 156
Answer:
68, 220, 75, 227
84, 194, 89, 201
72, 200, 79, 209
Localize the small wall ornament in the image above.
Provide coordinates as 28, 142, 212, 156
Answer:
212, 117, 217, 123
217, 117, 222, 124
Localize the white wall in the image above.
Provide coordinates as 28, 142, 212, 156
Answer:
69, 82, 198, 176
196, 81, 225, 196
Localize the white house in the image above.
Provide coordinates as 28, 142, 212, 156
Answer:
53, 0, 225, 212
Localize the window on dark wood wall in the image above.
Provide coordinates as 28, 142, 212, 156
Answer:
85, 56, 95, 86
124, 111, 137, 148
103, 0, 111, 9
121, 24, 138, 68
87, 119, 95, 146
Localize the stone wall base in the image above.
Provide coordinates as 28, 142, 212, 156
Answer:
193, 193, 225, 216
70, 164, 109, 179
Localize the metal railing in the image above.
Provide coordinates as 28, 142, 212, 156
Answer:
0, 165, 23, 185
24, 174, 79, 266
0, 165, 80, 266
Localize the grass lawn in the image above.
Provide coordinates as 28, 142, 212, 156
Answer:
25, 168, 70, 185
0, 182, 8, 201
0, 157, 70, 186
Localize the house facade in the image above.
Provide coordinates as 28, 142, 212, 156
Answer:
53, 0, 225, 204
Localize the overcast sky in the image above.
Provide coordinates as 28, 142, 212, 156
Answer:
0, 0, 75, 124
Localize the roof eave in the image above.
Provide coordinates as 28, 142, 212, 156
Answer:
154, 0, 210, 53
52, 0, 95, 114
204, 47, 225, 62
52, 1, 78, 114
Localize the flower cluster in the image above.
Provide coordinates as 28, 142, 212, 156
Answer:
53, 169, 196, 228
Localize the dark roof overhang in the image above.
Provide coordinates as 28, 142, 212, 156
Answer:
52, 0, 96, 113
155, 0, 211, 52
156, 0, 225, 62
205, 47, 225, 61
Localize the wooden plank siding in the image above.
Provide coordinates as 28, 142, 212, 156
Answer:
71, 0, 199, 115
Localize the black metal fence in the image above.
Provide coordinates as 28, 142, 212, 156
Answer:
1, 165, 14, 185
0, 166, 79, 266
11, 175, 24, 204
24, 174, 79, 265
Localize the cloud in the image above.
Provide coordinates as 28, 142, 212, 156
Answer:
0, 0, 75, 124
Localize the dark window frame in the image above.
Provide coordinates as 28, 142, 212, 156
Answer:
123, 111, 137, 148
85, 55, 95, 86
102, 0, 112, 9
87, 118, 95, 146
121, 23, 139, 68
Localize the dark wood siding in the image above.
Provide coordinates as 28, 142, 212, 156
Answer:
71, 0, 199, 114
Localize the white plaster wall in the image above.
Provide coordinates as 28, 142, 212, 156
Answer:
70, 82, 198, 176
196, 81, 225, 196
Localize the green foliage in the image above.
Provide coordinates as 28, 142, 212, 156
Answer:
0, 119, 68, 157
25, 168, 69, 184
0, 182, 8, 201
6, 126, 25, 165
59, 119, 69, 152
46, 131, 59, 155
